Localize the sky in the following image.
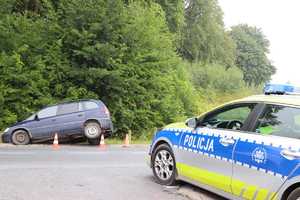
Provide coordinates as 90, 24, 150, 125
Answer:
218, 0, 300, 85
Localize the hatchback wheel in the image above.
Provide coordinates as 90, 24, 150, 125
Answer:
11, 130, 30, 145
84, 122, 101, 139
87, 138, 100, 145
151, 144, 177, 186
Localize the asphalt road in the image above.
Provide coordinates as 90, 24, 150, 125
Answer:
0, 144, 224, 200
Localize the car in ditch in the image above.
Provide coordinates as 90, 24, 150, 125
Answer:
149, 83, 300, 200
1, 99, 113, 145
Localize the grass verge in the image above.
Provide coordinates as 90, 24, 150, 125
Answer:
106, 138, 150, 145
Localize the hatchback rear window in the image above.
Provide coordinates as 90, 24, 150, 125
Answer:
84, 101, 98, 110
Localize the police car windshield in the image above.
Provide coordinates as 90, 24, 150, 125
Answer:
201, 104, 256, 130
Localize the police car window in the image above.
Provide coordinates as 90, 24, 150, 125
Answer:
255, 105, 300, 139
201, 104, 256, 130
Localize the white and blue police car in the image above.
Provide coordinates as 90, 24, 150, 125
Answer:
149, 83, 300, 200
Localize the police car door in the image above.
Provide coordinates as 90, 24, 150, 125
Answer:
232, 104, 300, 200
178, 103, 258, 195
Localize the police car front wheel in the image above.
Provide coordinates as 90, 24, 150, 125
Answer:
287, 187, 300, 200
151, 144, 177, 186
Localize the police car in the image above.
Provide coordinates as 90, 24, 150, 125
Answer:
149, 83, 300, 200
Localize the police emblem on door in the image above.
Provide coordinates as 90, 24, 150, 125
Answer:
252, 147, 267, 164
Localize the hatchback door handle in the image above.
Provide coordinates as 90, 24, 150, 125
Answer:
281, 149, 300, 160
219, 137, 235, 147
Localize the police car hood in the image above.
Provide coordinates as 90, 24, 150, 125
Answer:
164, 122, 189, 129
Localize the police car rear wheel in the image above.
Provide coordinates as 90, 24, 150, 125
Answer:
287, 187, 300, 200
152, 144, 177, 186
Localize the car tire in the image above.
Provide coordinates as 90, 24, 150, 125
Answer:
87, 138, 100, 145
287, 187, 300, 200
84, 122, 101, 139
151, 143, 177, 186
11, 130, 30, 145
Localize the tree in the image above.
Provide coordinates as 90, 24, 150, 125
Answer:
154, 0, 184, 33
0, 0, 273, 137
179, 0, 236, 67
12, 0, 54, 16
54, 0, 198, 136
230, 24, 276, 86
0, 14, 59, 128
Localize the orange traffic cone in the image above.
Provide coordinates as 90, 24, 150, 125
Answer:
123, 133, 130, 148
53, 133, 59, 150
99, 134, 106, 149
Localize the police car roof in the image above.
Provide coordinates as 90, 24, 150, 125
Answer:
236, 94, 300, 107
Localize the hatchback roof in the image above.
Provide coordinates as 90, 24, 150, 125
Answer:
45, 99, 101, 108
60, 99, 100, 104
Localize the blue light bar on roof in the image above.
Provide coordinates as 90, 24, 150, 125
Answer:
264, 83, 300, 95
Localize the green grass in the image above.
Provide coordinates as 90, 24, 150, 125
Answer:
106, 138, 150, 145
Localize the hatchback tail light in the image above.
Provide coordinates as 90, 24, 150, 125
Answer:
100, 106, 110, 116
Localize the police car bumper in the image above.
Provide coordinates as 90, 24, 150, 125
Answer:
146, 153, 151, 168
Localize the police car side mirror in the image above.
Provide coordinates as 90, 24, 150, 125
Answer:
185, 118, 197, 129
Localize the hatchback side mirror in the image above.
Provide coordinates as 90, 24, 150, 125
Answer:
35, 114, 40, 121
185, 118, 197, 129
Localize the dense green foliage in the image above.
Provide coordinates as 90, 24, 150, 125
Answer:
0, 0, 275, 138
180, 0, 236, 67
230, 24, 276, 86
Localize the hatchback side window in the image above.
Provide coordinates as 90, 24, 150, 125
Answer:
57, 103, 79, 115
38, 106, 58, 119
84, 101, 98, 110
255, 105, 300, 139
201, 104, 256, 130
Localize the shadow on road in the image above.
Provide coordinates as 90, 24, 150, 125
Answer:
144, 173, 226, 200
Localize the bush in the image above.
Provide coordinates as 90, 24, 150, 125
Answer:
189, 63, 245, 92
185, 62, 261, 115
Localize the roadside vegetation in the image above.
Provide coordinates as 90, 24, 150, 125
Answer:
0, 0, 275, 139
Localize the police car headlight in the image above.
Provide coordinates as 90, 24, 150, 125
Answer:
4, 128, 9, 133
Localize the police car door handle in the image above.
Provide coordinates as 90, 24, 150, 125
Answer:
281, 149, 300, 160
219, 138, 235, 147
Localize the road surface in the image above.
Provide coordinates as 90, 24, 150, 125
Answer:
0, 144, 224, 200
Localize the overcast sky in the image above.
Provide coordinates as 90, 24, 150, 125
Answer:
218, 0, 300, 85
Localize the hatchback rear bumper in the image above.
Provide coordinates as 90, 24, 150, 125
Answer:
99, 118, 113, 133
